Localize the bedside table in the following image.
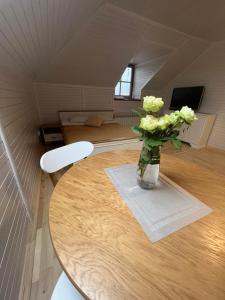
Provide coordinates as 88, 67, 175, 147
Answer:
40, 124, 64, 146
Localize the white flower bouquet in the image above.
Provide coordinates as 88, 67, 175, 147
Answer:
132, 96, 197, 189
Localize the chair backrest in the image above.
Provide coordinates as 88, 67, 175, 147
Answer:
40, 141, 94, 173
51, 272, 84, 300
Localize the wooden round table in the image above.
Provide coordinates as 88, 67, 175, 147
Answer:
49, 150, 225, 300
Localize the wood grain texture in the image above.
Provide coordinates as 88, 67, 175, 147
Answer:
49, 150, 225, 300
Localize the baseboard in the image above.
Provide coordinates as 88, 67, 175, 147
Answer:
206, 146, 225, 153
190, 143, 206, 149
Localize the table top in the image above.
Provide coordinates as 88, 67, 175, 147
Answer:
49, 150, 225, 300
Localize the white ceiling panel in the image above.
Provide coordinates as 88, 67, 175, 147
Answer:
110, 0, 225, 41
37, 3, 202, 87
131, 42, 172, 65
0, 0, 213, 91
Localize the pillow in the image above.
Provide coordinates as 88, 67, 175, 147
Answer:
61, 116, 86, 126
85, 115, 104, 127
67, 117, 85, 125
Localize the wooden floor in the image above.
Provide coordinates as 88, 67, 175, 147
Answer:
27, 144, 225, 300
29, 173, 62, 300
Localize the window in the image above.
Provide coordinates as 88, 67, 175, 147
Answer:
114, 65, 134, 99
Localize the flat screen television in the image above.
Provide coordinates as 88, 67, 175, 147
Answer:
170, 86, 204, 110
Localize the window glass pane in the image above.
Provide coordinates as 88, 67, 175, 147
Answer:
121, 67, 132, 82
120, 82, 130, 96
115, 82, 120, 96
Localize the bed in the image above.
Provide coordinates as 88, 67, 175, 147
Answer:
59, 111, 142, 154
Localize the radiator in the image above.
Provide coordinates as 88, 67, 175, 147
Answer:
115, 116, 139, 127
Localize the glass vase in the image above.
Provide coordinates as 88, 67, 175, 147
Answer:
137, 145, 160, 189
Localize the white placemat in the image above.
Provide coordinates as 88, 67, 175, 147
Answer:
105, 163, 212, 242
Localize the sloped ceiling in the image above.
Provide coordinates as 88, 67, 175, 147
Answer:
0, 0, 217, 93
35, 2, 210, 91
144, 38, 209, 91
36, 3, 187, 86
0, 0, 105, 77
110, 0, 225, 41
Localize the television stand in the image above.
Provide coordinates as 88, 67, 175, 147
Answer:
177, 113, 216, 149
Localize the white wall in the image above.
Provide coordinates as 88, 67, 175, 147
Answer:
0, 68, 40, 300
114, 99, 143, 116
144, 39, 209, 91
132, 56, 169, 99
35, 82, 147, 123
159, 40, 225, 150
34, 82, 114, 124
0, 3, 41, 297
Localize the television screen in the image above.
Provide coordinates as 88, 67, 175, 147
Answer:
170, 86, 204, 110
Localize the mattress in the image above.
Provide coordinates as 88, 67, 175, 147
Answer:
62, 123, 137, 144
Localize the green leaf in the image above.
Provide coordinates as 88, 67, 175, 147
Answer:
161, 131, 180, 141
160, 136, 175, 141
143, 140, 152, 151
142, 154, 150, 162
170, 131, 180, 138
146, 138, 163, 147
140, 150, 150, 162
132, 109, 146, 118
171, 139, 182, 150
131, 126, 142, 135
173, 130, 180, 137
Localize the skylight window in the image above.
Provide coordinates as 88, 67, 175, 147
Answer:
114, 65, 134, 99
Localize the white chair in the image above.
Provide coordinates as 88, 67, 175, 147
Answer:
40, 141, 94, 185
51, 272, 85, 300
40, 141, 94, 299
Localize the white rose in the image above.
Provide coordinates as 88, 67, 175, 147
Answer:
139, 115, 158, 132
179, 106, 197, 124
157, 115, 170, 130
143, 96, 164, 112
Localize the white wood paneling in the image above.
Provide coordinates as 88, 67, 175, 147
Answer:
110, 0, 225, 42
115, 116, 140, 127
0, 73, 40, 210
34, 82, 114, 124
0, 0, 210, 103
157, 40, 225, 150
144, 38, 209, 90
32, 1, 208, 94
0, 123, 32, 220
0, 46, 40, 300
133, 56, 168, 98
0, 128, 37, 300
83, 86, 113, 110
0, 0, 104, 77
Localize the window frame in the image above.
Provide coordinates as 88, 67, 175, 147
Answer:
114, 64, 135, 100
